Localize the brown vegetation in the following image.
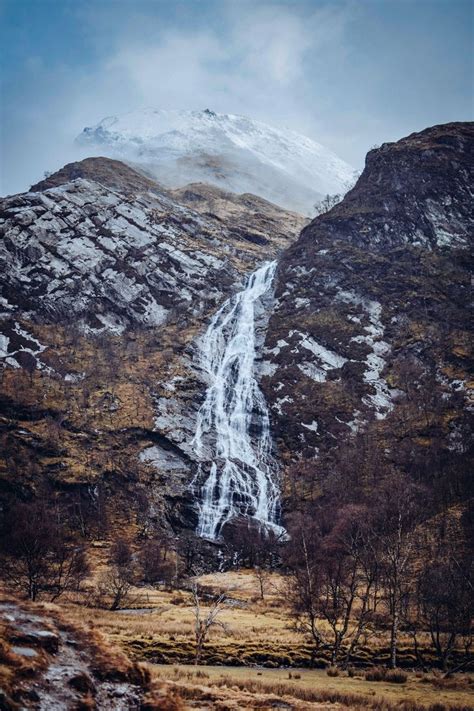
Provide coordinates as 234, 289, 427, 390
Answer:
283, 471, 472, 672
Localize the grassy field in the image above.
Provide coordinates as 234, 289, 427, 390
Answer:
2, 562, 472, 709
149, 663, 474, 710
53, 567, 474, 709
62, 568, 459, 669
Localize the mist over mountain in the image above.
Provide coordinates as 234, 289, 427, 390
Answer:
77, 108, 355, 214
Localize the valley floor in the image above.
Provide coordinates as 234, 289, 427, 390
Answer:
49, 568, 473, 710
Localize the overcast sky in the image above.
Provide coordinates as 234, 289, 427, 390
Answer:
1, 0, 472, 195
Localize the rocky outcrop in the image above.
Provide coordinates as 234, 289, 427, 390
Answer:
0, 158, 304, 534
0, 597, 176, 709
1, 159, 305, 339
262, 122, 473, 467
0, 124, 472, 540
169, 181, 305, 249
30, 156, 164, 195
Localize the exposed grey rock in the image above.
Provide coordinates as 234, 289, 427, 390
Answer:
262, 122, 473, 459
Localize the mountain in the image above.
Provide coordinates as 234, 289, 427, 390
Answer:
2, 158, 304, 335
0, 118, 472, 693
76, 108, 355, 214
261, 122, 473, 504
0, 157, 305, 533
0, 122, 472, 551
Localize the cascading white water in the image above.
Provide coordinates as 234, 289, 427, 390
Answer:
192, 261, 282, 540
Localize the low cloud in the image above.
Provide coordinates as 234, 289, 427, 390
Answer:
1, 0, 471, 195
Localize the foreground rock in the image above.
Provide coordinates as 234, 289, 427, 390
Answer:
0, 597, 179, 710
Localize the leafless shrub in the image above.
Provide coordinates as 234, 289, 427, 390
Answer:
385, 669, 408, 684
191, 584, 231, 665
365, 667, 386, 682
313, 193, 342, 216
0, 499, 89, 601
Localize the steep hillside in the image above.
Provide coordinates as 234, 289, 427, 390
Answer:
76, 108, 355, 214
0, 158, 304, 536
262, 122, 473, 506
0, 123, 472, 551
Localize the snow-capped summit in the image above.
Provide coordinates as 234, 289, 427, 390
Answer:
77, 108, 355, 214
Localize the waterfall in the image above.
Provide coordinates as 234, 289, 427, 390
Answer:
192, 261, 283, 540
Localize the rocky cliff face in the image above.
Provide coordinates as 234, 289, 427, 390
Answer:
0, 158, 305, 534
0, 123, 472, 543
2, 158, 303, 338
261, 123, 473, 488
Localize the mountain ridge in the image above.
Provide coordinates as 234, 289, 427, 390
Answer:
260, 121, 473, 494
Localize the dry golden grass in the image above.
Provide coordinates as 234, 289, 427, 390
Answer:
64, 568, 301, 650
59, 568, 443, 674
151, 664, 474, 710
3, 569, 473, 710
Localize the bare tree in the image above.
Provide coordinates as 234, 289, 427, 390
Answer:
313, 193, 342, 216
343, 512, 381, 666
0, 499, 89, 601
191, 584, 229, 665
374, 475, 424, 668
98, 566, 134, 611
139, 539, 174, 588
110, 537, 133, 571
320, 505, 382, 666
285, 516, 324, 653
47, 543, 89, 602
412, 555, 473, 672
178, 532, 201, 577
254, 565, 272, 601
97, 536, 136, 611
285, 506, 381, 666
